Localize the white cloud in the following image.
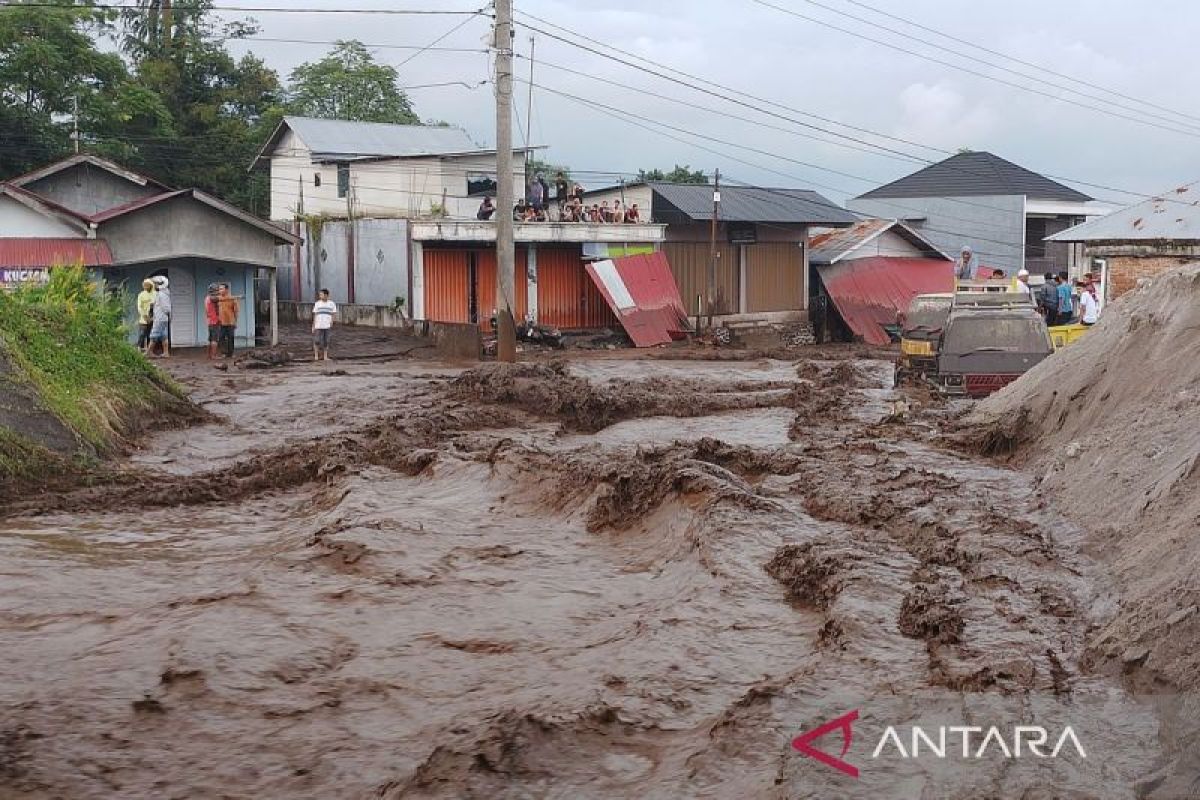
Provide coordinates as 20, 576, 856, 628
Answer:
892, 82, 997, 151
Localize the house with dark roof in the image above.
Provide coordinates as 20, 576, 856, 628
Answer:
584, 181, 856, 320
1047, 181, 1200, 300
847, 151, 1106, 277
1, 154, 298, 348
254, 116, 544, 222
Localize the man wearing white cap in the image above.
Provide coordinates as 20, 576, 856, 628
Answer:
1015, 268, 1031, 295
955, 245, 977, 280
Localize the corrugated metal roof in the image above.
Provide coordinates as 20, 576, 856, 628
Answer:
1047, 183, 1200, 242
281, 116, 480, 159
585, 251, 689, 346
650, 183, 855, 225
808, 217, 951, 265
0, 238, 113, 268
817, 256, 956, 346
857, 151, 1092, 203
89, 189, 299, 245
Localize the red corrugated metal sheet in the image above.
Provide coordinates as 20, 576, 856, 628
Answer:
475, 248, 528, 327
423, 249, 470, 323
584, 251, 689, 347
537, 247, 617, 329
0, 238, 112, 268
817, 256, 956, 346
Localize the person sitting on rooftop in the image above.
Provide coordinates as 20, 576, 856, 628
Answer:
611, 200, 626, 224
625, 203, 641, 223
513, 198, 528, 221
476, 196, 495, 221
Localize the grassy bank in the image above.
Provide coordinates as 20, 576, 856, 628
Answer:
0, 266, 194, 486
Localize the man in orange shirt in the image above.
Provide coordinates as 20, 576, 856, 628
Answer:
216, 284, 240, 358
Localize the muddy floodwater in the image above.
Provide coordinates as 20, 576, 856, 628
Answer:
0, 354, 1181, 798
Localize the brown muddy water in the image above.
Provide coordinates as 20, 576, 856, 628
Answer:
0, 355, 1182, 798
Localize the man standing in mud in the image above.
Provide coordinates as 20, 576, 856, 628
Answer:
312, 288, 337, 361
216, 284, 239, 358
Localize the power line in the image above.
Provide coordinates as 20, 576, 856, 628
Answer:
838, 0, 1200, 127
748, 0, 1200, 139
396, 6, 489, 69
513, 9, 1163, 201
521, 78, 1029, 250
751, 0, 1200, 137
14, 2, 485, 14
237, 36, 486, 54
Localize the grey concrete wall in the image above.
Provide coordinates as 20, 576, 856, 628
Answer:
25, 164, 160, 217
353, 218, 409, 309
274, 218, 409, 309
847, 194, 1025, 274
99, 196, 278, 266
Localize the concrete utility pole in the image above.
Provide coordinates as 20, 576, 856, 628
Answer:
494, 0, 517, 361
71, 96, 80, 154
707, 169, 721, 328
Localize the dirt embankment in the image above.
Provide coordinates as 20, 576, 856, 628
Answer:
966, 265, 1200, 693
0, 269, 201, 502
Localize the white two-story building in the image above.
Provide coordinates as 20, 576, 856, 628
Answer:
253, 116, 536, 222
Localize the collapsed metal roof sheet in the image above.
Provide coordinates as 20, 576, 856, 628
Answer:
1047, 183, 1200, 242
584, 251, 690, 347
817, 256, 956, 346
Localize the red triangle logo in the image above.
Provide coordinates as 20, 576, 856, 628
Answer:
791, 709, 860, 778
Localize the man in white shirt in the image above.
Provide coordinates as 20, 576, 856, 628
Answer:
1078, 281, 1100, 325
312, 288, 337, 361
1015, 268, 1032, 296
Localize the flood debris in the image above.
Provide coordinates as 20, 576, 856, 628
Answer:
0, 343, 1185, 797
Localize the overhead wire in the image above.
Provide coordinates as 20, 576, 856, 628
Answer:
750, 0, 1200, 137
512, 9, 1169, 201
838, 0, 1200, 127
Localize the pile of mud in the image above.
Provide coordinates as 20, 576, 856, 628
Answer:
967, 264, 1200, 690
448, 361, 810, 433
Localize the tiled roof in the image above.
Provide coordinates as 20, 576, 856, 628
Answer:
857, 151, 1092, 203
651, 183, 855, 225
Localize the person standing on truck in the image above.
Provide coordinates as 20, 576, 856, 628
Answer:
1015, 268, 1031, 295
955, 245, 977, 280
1078, 280, 1100, 326
1055, 272, 1074, 325
1039, 272, 1057, 324
312, 288, 337, 361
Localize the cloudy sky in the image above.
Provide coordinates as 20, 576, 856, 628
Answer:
226, 0, 1200, 206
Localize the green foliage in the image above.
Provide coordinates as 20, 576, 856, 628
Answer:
637, 164, 709, 184
0, 3, 428, 214
287, 40, 417, 124
0, 265, 183, 451
526, 157, 571, 182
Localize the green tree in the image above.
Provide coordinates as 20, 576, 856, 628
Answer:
637, 164, 708, 184
0, 0, 169, 177
115, 0, 281, 212
287, 40, 417, 124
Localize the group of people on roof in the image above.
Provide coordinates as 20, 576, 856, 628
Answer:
474, 171, 642, 224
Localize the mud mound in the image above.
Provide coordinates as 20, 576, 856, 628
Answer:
449, 361, 799, 433
967, 264, 1200, 690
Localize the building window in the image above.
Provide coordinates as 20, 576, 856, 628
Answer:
313, 173, 321, 187
337, 163, 350, 198
467, 172, 497, 197
1025, 217, 1048, 259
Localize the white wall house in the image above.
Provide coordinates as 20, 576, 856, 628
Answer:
254, 116, 534, 223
